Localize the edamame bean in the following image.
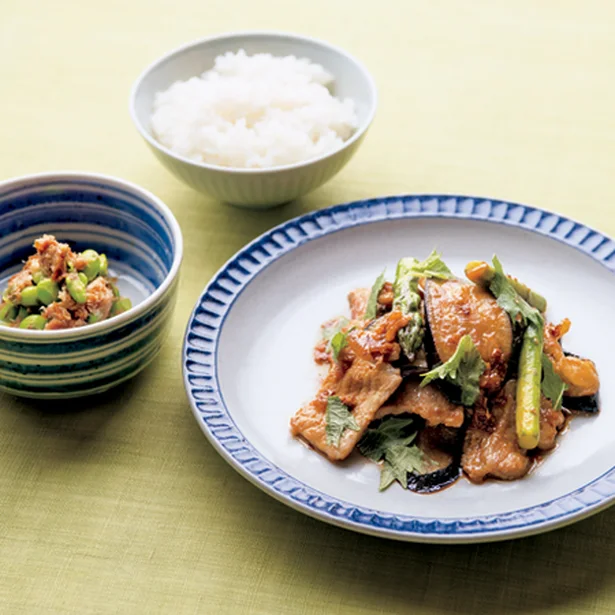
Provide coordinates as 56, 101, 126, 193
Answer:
111, 297, 132, 316
87, 313, 101, 324
20, 286, 40, 306
81, 249, 101, 281
66, 274, 87, 304
99, 254, 108, 276
19, 315, 47, 330
0, 301, 17, 322
31, 270, 43, 284
111, 284, 120, 298
78, 272, 88, 286
37, 279, 59, 305
17, 307, 28, 322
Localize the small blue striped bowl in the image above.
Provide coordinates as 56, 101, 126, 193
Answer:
0, 172, 183, 399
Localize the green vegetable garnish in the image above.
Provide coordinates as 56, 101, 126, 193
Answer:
402, 249, 453, 280
322, 317, 354, 362
66, 274, 87, 304
36, 279, 59, 305
393, 250, 452, 361
420, 334, 486, 406
358, 417, 430, 491
364, 270, 386, 320
330, 331, 348, 361
322, 316, 349, 341
81, 249, 101, 282
19, 314, 47, 330
465, 260, 546, 312
325, 396, 359, 448
110, 297, 132, 316
20, 286, 39, 307
541, 353, 567, 411
99, 254, 108, 276
516, 322, 544, 449
487, 256, 545, 449
489, 256, 543, 329
0, 301, 16, 322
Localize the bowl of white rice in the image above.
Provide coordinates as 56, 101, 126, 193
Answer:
130, 31, 377, 208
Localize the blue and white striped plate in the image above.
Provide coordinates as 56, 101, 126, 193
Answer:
183, 195, 615, 543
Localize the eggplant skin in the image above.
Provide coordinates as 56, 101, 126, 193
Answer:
563, 393, 600, 413
406, 423, 466, 493
395, 349, 429, 378
407, 463, 462, 493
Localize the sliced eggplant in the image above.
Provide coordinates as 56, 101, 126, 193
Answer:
395, 348, 429, 378
407, 424, 465, 493
561, 350, 600, 411
563, 393, 600, 413
554, 350, 601, 399
424, 279, 513, 392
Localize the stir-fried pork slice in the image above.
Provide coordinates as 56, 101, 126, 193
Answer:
538, 397, 565, 451
462, 381, 531, 482
375, 379, 465, 428
347, 283, 395, 321
347, 288, 370, 320
313, 316, 353, 364
378, 282, 394, 308
34, 234, 73, 281
342, 310, 409, 364
424, 279, 513, 393
290, 359, 402, 461
544, 319, 600, 397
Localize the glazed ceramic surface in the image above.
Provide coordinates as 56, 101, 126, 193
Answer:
183, 195, 615, 542
0, 172, 183, 399
130, 31, 377, 207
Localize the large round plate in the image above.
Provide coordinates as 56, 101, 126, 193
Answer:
183, 195, 615, 543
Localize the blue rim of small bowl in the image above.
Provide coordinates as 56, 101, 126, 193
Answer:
0, 171, 183, 340
129, 30, 378, 174
183, 193, 615, 543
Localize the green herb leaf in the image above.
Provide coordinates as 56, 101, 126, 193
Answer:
384, 444, 427, 488
325, 396, 359, 447
358, 417, 428, 491
404, 250, 453, 280
541, 353, 567, 410
330, 331, 348, 361
322, 317, 354, 362
490, 256, 544, 330
322, 316, 350, 342
364, 270, 386, 320
379, 462, 398, 491
420, 335, 486, 406
358, 417, 417, 461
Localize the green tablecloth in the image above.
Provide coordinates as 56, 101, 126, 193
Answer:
2, 1, 615, 613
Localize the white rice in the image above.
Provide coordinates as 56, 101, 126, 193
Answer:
150, 50, 359, 169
